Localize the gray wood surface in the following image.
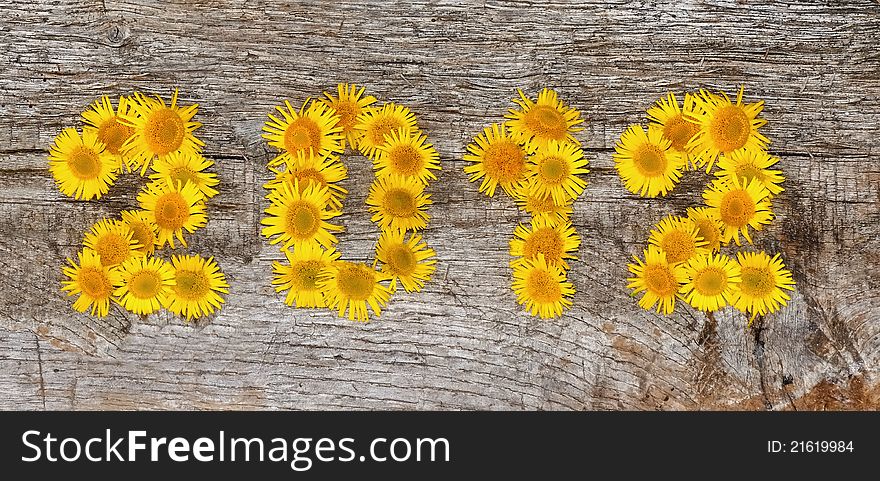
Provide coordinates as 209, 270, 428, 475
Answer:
0, 0, 878, 410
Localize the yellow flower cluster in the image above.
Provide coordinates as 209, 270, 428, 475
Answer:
464, 88, 588, 319
54, 91, 228, 321
261, 84, 439, 322
620, 88, 795, 323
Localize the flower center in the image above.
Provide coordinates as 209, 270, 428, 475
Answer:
284, 117, 321, 153
386, 245, 417, 276
525, 269, 562, 303
734, 163, 763, 185
740, 266, 774, 297
154, 192, 190, 230
128, 222, 155, 252
67, 147, 102, 180
693, 219, 719, 250
285, 201, 320, 239
331, 101, 358, 132
633, 143, 667, 177
388, 144, 423, 176
292, 168, 327, 190
94, 233, 130, 266
173, 269, 210, 300
129, 270, 161, 299
523, 228, 564, 264
79, 267, 111, 298
97, 117, 133, 155
659, 230, 696, 264
483, 140, 525, 184
710, 105, 750, 152
538, 156, 569, 184
525, 105, 566, 139
170, 166, 199, 188
368, 117, 405, 146
291, 260, 324, 291
144, 108, 185, 155
719, 190, 756, 227
694, 267, 727, 296
336, 264, 375, 301
383, 188, 417, 218
662, 114, 699, 152
643, 264, 678, 296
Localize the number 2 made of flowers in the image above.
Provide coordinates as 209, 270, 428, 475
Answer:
260, 84, 440, 323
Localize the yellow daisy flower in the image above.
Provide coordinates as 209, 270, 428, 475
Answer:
121, 89, 204, 175
612, 124, 685, 197
703, 177, 773, 246
463, 123, 528, 197
627, 246, 686, 315
263, 99, 343, 166
687, 86, 769, 172
149, 151, 219, 199
505, 88, 584, 152
354, 102, 418, 160
272, 243, 341, 308
166, 254, 229, 320
113, 255, 175, 315
120, 210, 159, 256
524, 140, 589, 205
48, 127, 118, 200
375, 228, 437, 292
264, 151, 348, 211
61, 248, 119, 317
374, 128, 441, 184
647, 214, 710, 265
81, 95, 137, 172
366, 175, 431, 232
509, 217, 580, 270
731, 251, 795, 322
715, 147, 785, 197
137, 178, 208, 249
646, 92, 701, 169
686, 207, 723, 253
261, 180, 342, 250
320, 83, 377, 150
512, 182, 573, 225
511, 253, 575, 319
679, 253, 741, 312
318, 261, 392, 322
82, 218, 143, 267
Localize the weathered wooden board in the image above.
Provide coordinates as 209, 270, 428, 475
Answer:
0, 0, 878, 410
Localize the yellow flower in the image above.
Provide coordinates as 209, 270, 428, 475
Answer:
272, 243, 341, 308
167, 254, 229, 320
511, 182, 573, 225
524, 140, 589, 205
48, 127, 118, 200
375, 228, 437, 292
612, 124, 685, 197
149, 151, 219, 199
505, 88, 584, 153
81, 95, 137, 172
366, 175, 431, 232
627, 246, 686, 315
113, 256, 175, 315
509, 217, 580, 270
261, 180, 342, 250
61, 248, 119, 317
646, 92, 701, 169
318, 261, 392, 322
511, 254, 575, 319
120, 210, 159, 255
355, 102, 418, 160
647, 214, 710, 265
679, 253, 741, 312
82, 218, 143, 267
463, 123, 528, 197
264, 151, 348, 211
121, 89, 204, 175
320, 83, 377, 150
731, 251, 795, 322
703, 177, 773, 246
137, 178, 208, 249
687, 86, 769, 172
263, 99, 343, 166
374, 128, 441, 184
715, 147, 784, 197
686, 207, 723, 253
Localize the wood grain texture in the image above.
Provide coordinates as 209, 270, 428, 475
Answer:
0, 0, 878, 410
